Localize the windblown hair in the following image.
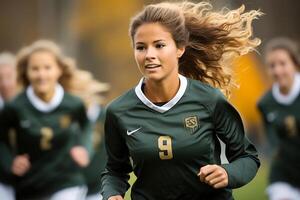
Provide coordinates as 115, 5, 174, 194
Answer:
265, 37, 300, 71
129, 1, 262, 96
16, 40, 109, 106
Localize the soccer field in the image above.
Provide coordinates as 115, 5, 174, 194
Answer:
124, 161, 269, 200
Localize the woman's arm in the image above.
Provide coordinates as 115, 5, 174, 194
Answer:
0, 142, 14, 175
70, 101, 93, 167
257, 103, 279, 153
76, 102, 93, 154
212, 91, 260, 189
100, 106, 132, 200
0, 104, 31, 176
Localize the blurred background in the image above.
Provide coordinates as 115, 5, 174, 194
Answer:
1, 0, 300, 199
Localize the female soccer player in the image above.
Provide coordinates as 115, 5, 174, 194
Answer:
101, 2, 261, 200
0, 52, 18, 200
258, 38, 300, 200
0, 40, 94, 200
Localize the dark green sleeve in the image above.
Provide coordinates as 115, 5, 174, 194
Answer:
0, 105, 17, 174
213, 91, 260, 189
257, 103, 279, 152
100, 107, 132, 200
0, 142, 14, 174
76, 102, 94, 158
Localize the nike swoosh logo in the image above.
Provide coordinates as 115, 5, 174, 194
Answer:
127, 127, 142, 135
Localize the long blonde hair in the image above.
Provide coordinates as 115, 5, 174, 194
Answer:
16, 40, 109, 106
129, 1, 262, 96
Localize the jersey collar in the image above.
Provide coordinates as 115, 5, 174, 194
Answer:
135, 75, 187, 113
272, 73, 300, 105
26, 84, 64, 112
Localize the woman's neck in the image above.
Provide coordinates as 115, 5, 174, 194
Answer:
279, 75, 295, 95
34, 88, 55, 103
144, 74, 180, 103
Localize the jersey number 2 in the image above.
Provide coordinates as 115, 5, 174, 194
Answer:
158, 136, 173, 160
40, 127, 53, 150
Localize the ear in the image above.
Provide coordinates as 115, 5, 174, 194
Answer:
177, 46, 185, 58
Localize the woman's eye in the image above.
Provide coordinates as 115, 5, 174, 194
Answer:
29, 66, 38, 71
280, 61, 287, 67
136, 46, 145, 51
156, 43, 165, 49
45, 65, 52, 70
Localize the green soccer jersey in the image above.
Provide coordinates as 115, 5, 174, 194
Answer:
257, 81, 300, 187
83, 105, 107, 195
0, 89, 92, 199
101, 75, 260, 200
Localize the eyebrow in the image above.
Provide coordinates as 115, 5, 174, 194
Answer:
135, 40, 166, 45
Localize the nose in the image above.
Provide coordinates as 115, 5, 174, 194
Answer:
272, 64, 282, 75
145, 46, 156, 60
35, 68, 47, 79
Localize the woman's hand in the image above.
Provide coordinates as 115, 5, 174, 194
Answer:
11, 154, 31, 176
198, 164, 228, 189
108, 195, 124, 200
70, 146, 90, 167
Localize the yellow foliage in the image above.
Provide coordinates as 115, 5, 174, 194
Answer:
230, 53, 270, 126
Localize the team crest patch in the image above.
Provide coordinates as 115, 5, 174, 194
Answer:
284, 115, 297, 137
60, 115, 71, 129
184, 116, 199, 134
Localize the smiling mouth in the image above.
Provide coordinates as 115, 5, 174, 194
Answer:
144, 64, 161, 69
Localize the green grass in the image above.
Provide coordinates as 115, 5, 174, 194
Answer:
233, 161, 268, 200
124, 162, 269, 200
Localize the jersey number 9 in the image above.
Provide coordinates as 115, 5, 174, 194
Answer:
158, 136, 173, 160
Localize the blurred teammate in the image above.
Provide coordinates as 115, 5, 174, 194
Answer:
0, 52, 17, 105
83, 81, 110, 200
0, 52, 17, 200
258, 38, 300, 200
101, 2, 261, 200
0, 40, 97, 200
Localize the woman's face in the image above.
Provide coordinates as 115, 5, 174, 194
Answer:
266, 49, 298, 88
133, 22, 185, 82
27, 51, 62, 95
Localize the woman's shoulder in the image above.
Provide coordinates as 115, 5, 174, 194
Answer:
107, 88, 137, 111
187, 78, 225, 103
63, 92, 83, 103
0, 91, 28, 116
5, 91, 28, 108
106, 88, 137, 114
61, 92, 86, 110
257, 89, 273, 110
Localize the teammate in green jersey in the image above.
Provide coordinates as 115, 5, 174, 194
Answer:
258, 38, 300, 200
0, 40, 98, 200
101, 2, 261, 200
0, 52, 18, 200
